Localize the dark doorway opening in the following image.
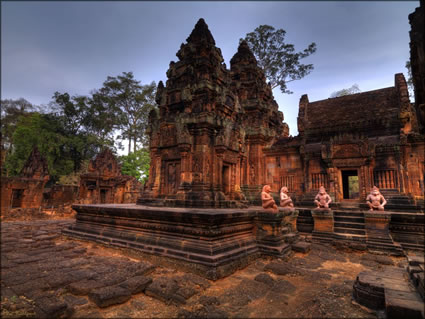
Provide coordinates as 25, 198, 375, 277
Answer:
100, 189, 108, 203
342, 170, 359, 199
11, 189, 24, 208
222, 165, 230, 194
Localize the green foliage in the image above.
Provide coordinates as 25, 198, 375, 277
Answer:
4, 111, 105, 181
2, 72, 155, 183
95, 72, 157, 153
1, 98, 37, 153
242, 25, 317, 94
4, 112, 73, 178
330, 84, 361, 98
52, 92, 117, 147
119, 148, 150, 182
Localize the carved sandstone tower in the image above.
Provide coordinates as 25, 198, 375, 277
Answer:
230, 40, 287, 203
140, 19, 248, 207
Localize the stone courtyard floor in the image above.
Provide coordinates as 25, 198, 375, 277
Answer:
1, 218, 410, 318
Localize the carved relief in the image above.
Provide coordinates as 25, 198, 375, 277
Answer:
160, 125, 177, 146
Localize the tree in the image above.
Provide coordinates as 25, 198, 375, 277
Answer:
4, 112, 74, 178
95, 72, 157, 154
242, 25, 317, 94
52, 92, 117, 148
1, 98, 37, 152
330, 84, 361, 98
405, 61, 414, 98
120, 148, 150, 182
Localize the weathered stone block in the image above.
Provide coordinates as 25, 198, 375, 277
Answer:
88, 285, 131, 308
119, 276, 152, 294
292, 241, 311, 253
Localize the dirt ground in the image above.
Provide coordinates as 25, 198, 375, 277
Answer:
1, 214, 409, 319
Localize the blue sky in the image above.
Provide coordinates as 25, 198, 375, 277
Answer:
1, 1, 419, 145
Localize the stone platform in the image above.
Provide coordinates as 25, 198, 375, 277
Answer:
63, 204, 297, 280
296, 207, 424, 254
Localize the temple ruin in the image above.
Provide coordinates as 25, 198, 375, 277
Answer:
79, 149, 141, 204
140, 18, 424, 211
139, 19, 287, 208
266, 73, 424, 208
65, 16, 423, 283
1, 147, 49, 214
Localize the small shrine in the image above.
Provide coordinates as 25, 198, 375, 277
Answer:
1, 148, 49, 213
79, 149, 141, 204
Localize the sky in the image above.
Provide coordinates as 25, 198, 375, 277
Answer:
1, 1, 419, 152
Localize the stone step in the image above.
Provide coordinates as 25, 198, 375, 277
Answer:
297, 225, 314, 233
407, 255, 425, 266
334, 211, 364, 218
366, 243, 404, 255
367, 238, 394, 245
333, 232, 366, 242
334, 216, 365, 223
334, 227, 366, 235
399, 242, 425, 251
334, 221, 365, 229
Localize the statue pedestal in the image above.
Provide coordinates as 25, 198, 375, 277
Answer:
311, 209, 334, 232
255, 211, 291, 258
364, 211, 391, 232
364, 212, 403, 256
282, 208, 298, 233
311, 209, 334, 243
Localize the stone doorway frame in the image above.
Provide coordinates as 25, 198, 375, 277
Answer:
338, 168, 362, 202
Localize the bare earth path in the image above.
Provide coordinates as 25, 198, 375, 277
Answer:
1, 218, 406, 318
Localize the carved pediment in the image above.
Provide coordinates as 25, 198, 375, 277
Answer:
331, 140, 371, 159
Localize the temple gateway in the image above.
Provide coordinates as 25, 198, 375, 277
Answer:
140, 18, 424, 209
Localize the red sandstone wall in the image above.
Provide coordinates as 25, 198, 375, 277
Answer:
1, 177, 48, 214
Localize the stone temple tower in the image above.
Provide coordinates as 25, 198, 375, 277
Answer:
140, 18, 249, 207
139, 19, 288, 207
230, 40, 287, 203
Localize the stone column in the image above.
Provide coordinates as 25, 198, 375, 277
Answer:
215, 145, 226, 193
178, 143, 191, 184
151, 149, 161, 197
176, 143, 191, 200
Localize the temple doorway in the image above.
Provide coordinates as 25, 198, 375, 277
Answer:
11, 189, 24, 208
341, 170, 359, 199
222, 165, 231, 194
100, 188, 110, 203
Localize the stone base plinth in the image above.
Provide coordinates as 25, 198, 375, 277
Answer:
63, 204, 291, 280
364, 212, 403, 255
364, 212, 391, 231
255, 211, 291, 258
282, 208, 299, 233
137, 197, 249, 208
311, 209, 334, 233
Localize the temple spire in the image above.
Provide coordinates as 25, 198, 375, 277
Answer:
186, 18, 216, 45
230, 40, 257, 66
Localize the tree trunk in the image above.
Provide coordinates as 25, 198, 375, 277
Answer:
133, 135, 137, 153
